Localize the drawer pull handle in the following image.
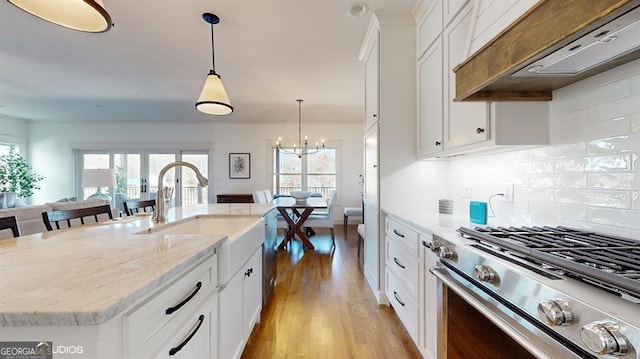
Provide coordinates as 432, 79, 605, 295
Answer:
421, 240, 429, 248
393, 291, 405, 307
245, 267, 253, 277
166, 281, 202, 315
168, 314, 205, 356
393, 257, 405, 269
393, 229, 405, 238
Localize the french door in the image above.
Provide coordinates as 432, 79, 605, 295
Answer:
77, 150, 209, 214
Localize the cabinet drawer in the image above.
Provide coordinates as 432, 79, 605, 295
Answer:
386, 239, 419, 301
386, 269, 419, 342
124, 254, 217, 358
385, 218, 419, 257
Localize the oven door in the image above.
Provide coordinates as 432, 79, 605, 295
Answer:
430, 265, 594, 359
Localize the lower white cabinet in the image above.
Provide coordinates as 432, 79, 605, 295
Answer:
219, 246, 263, 359
123, 254, 219, 359
384, 217, 422, 348
153, 295, 217, 358
421, 235, 439, 359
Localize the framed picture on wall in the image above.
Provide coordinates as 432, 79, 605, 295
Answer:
229, 153, 250, 179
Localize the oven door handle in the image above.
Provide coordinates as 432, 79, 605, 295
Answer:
429, 267, 554, 359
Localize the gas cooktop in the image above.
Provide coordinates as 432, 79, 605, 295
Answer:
458, 226, 640, 300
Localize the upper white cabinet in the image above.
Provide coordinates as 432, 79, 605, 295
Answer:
416, 0, 548, 159
444, 3, 489, 149
417, 35, 443, 157
364, 37, 380, 132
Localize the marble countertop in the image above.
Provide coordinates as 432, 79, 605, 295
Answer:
0, 203, 275, 327
382, 206, 479, 239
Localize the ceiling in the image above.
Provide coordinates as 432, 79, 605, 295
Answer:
0, 0, 416, 124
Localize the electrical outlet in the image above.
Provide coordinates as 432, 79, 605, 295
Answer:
461, 184, 472, 198
502, 184, 514, 203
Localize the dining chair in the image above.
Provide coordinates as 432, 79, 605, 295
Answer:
262, 189, 274, 202
303, 191, 337, 247
0, 215, 21, 238
252, 190, 267, 204
123, 199, 156, 216
42, 204, 114, 231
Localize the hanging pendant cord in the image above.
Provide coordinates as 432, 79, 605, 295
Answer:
210, 24, 216, 72
298, 99, 303, 152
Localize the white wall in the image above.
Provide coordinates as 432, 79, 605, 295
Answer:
0, 115, 28, 153
27, 121, 364, 218
447, 60, 640, 240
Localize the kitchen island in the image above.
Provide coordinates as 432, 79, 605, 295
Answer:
0, 203, 274, 359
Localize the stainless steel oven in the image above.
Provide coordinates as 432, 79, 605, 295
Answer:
427, 226, 640, 359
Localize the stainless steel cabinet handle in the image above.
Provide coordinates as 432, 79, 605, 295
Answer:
393, 257, 405, 269
168, 314, 205, 356
166, 281, 202, 315
393, 291, 405, 306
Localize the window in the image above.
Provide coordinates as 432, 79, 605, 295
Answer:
272, 148, 337, 198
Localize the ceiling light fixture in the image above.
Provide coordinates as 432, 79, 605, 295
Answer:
347, 2, 368, 17
7, 0, 112, 32
196, 12, 233, 116
276, 99, 324, 159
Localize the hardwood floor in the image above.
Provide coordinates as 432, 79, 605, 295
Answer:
241, 225, 422, 359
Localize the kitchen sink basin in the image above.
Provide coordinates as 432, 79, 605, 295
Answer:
139, 216, 264, 285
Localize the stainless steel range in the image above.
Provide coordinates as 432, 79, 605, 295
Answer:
428, 226, 640, 359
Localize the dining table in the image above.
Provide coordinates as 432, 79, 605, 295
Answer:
274, 196, 327, 250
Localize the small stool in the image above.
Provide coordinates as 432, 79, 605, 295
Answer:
343, 207, 363, 229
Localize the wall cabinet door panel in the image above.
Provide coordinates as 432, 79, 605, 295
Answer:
444, 3, 489, 149
417, 37, 444, 158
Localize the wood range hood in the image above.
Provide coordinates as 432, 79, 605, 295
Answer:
454, 0, 640, 102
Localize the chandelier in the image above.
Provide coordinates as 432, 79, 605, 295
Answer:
276, 99, 324, 158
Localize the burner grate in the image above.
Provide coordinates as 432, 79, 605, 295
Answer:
458, 226, 640, 298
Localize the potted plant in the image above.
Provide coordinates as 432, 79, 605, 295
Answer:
0, 146, 45, 201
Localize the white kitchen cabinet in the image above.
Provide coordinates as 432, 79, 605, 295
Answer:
384, 216, 422, 348
417, 0, 548, 159
416, 0, 443, 58
123, 254, 219, 359
152, 296, 217, 358
417, 36, 444, 157
444, 2, 489, 149
364, 36, 379, 132
443, 0, 468, 27
421, 235, 438, 359
219, 247, 262, 359
363, 125, 380, 295
359, 13, 416, 303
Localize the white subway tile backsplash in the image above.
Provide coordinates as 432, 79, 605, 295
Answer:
588, 207, 640, 229
588, 133, 640, 155
551, 116, 630, 144
527, 160, 555, 174
555, 189, 587, 204
555, 157, 586, 173
529, 175, 554, 188
589, 173, 637, 189
529, 201, 587, 221
585, 154, 632, 172
445, 60, 640, 237
554, 174, 587, 188
525, 188, 554, 202
528, 142, 586, 160
586, 191, 631, 209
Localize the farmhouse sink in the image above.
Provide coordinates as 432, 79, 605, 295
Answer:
139, 216, 264, 285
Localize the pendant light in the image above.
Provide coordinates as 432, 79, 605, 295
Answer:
196, 13, 233, 116
276, 99, 324, 158
7, 0, 112, 33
